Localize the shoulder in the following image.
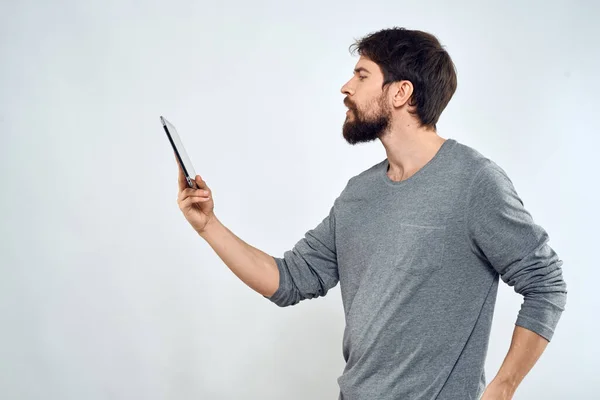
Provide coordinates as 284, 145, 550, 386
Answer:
451, 139, 515, 188
330, 159, 386, 206
347, 159, 387, 186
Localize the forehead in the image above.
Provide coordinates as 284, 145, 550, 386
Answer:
354, 56, 381, 74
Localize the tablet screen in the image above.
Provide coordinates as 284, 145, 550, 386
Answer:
161, 116, 197, 181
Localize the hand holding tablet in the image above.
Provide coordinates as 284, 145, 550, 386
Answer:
161, 116, 215, 233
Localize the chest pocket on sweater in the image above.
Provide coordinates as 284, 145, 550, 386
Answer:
395, 223, 446, 275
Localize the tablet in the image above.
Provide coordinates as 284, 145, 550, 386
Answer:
160, 116, 198, 189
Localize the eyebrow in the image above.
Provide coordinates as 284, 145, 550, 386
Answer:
354, 67, 371, 74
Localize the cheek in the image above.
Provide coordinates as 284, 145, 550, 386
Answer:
361, 100, 380, 117
359, 91, 383, 114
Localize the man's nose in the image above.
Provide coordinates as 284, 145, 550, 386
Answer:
341, 80, 353, 96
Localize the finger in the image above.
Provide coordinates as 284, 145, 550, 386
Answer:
176, 154, 187, 191
194, 175, 209, 190
180, 196, 211, 209
178, 188, 210, 201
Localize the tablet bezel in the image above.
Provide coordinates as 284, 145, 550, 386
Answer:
160, 116, 198, 189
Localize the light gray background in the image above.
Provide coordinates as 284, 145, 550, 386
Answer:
1, 1, 598, 399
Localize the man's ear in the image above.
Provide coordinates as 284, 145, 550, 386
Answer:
389, 80, 414, 108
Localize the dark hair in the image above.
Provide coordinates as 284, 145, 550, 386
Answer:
349, 27, 457, 129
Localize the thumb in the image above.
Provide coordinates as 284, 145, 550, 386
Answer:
195, 175, 207, 189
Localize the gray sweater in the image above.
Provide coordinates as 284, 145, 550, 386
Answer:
265, 139, 567, 399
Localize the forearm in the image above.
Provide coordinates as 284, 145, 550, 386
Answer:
491, 325, 549, 396
198, 215, 280, 297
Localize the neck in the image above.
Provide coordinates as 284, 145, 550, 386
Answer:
380, 121, 446, 182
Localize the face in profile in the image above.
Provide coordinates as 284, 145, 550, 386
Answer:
341, 57, 392, 145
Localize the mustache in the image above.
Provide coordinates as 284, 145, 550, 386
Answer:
344, 98, 356, 110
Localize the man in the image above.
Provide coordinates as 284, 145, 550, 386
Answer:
175, 27, 567, 400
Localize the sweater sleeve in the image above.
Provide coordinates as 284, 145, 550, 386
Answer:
467, 162, 567, 341
264, 203, 339, 307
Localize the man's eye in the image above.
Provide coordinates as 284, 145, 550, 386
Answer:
358, 76, 367, 81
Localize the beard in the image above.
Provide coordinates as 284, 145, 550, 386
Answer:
343, 96, 391, 145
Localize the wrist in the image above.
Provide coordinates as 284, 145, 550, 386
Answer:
491, 376, 518, 397
198, 214, 219, 237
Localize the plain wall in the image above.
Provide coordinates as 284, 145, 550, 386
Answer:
1, 0, 598, 398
